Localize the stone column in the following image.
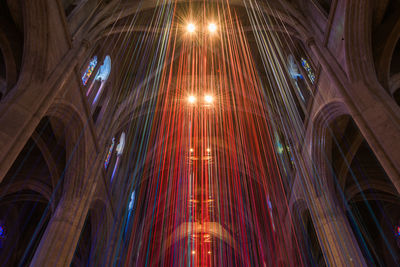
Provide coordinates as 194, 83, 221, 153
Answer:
29, 153, 103, 266
309, 196, 367, 266
30, 115, 101, 266
29, 197, 90, 266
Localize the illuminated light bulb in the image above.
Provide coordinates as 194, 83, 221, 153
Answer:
190, 148, 194, 153
191, 250, 196, 255
208, 23, 217, 33
204, 95, 213, 103
187, 23, 196, 33
208, 251, 212, 255
206, 148, 211, 153
188, 95, 196, 104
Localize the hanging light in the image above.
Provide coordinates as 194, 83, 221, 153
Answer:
208, 23, 217, 33
188, 95, 196, 104
204, 95, 214, 104
187, 23, 196, 33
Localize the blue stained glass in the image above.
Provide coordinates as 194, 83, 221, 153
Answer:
0, 223, 6, 248
0, 225, 4, 238
94, 55, 111, 82
301, 58, 316, 84
288, 55, 303, 80
128, 191, 135, 211
104, 137, 115, 169
82, 56, 98, 85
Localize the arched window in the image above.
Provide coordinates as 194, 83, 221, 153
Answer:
275, 132, 295, 192
92, 55, 111, 105
94, 55, 111, 83
288, 55, 303, 80
124, 190, 136, 239
0, 222, 6, 248
266, 195, 276, 232
86, 55, 112, 107
396, 224, 400, 248
82, 56, 97, 86
104, 137, 115, 169
128, 191, 135, 211
111, 132, 125, 183
301, 57, 316, 84
288, 55, 306, 102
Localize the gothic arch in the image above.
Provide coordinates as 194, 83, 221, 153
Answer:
373, 0, 400, 90
84, 0, 309, 46
0, 180, 53, 210
0, 0, 24, 96
311, 100, 348, 193
72, 197, 113, 266
46, 101, 87, 198
344, 0, 376, 83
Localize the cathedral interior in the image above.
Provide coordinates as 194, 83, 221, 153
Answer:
1, 0, 400, 266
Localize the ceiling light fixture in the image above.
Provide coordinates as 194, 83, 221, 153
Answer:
208, 23, 217, 33
204, 95, 214, 103
188, 95, 196, 104
187, 23, 196, 33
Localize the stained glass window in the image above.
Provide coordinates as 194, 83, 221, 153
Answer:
111, 132, 126, 183
0, 223, 6, 248
301, 58, 316, 84
128, 191, 135, 211
267, 195, 276, 232
0, 224, 5, 238
276, 139, 284, 154
104, 137, 115, 169
92, 55, 112, 105
116, 132, 126, 156
288, 55, 303, 80
82, 56, 98, 85
94, 55, 111, 82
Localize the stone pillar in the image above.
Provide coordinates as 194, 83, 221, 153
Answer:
310, 196, 367, 266
29, 197, 90, 266
29, 152, 103, 266
30, 112, 101, 266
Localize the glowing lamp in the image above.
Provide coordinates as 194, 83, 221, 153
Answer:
187, 23, 196, 33
208, 23, 217, 33
188, 95, 196, 104
204, 95, 213, 104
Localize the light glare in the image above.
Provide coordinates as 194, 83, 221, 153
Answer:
204, 95, 214, 103
208, 23, 217, 33
188, 95, 196, 103
187, 23, 196, 33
